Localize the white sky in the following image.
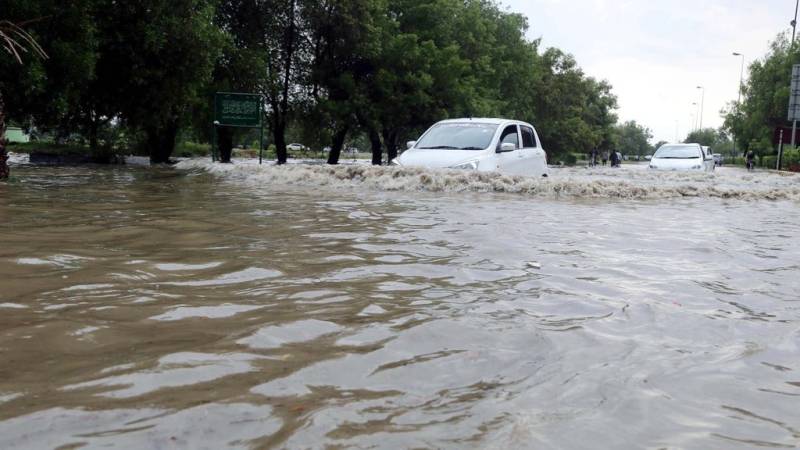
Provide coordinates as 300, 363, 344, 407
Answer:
502, 0, 794, 143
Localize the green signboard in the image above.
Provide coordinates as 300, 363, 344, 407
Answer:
214, 92, 262, 127
212, 92, 266, 163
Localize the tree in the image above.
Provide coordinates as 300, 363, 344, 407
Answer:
0, 1, 120, 159
205, 0, 272, 163
305, 0, 383, 165
723, 33, 798, 158
93, 0, 222, 163
684, 128, 720, 146
614, 120, 652, 157
1, 19, 47, 179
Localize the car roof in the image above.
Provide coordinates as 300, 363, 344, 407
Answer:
437, 118, 532, 127
660, 143, 700, 148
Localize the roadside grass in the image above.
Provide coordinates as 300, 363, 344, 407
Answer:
7, 142, 89, 155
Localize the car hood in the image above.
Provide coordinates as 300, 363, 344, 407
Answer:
396, 149, 486, 169
650, 157, 703, 169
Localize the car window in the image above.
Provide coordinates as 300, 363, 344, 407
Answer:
500, 125, 519, 149
415, 123, 498, 150
654, 145, 701, 159
521, 126, 536, 148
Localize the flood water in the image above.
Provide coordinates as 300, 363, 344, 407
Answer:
1, 159, 799, 449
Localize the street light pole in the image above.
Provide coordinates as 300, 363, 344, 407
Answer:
696, 86, 705, 130
793, 0, 799, 44
732, 52, 745, 156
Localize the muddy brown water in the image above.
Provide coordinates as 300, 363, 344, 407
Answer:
1, 161, 799, 449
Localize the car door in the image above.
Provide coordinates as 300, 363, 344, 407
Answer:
495, 124, 524, 174
519, 124, 544, 176
519, 125, 546, 176
701, 146, 714, 171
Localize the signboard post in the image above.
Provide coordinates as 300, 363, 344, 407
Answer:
213, 92, 265, 163
787, 65, 800, 149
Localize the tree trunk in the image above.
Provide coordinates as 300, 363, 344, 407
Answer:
327, 126, 348, 165
218, 127, 233, 163
368, 126, 382, 165
0, 91, 8, 180
273, 113, 288, 164
147, 119, 179, 164
382, 128, 398, 163
87, 115, 111, 163
89, 119, 99, 155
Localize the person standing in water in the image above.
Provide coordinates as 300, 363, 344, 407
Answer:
745, 149, 755, 171
609, 150, 620, 167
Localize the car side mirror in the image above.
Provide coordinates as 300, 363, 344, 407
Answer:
497, 143, 516, 153
406, 141, 416, 149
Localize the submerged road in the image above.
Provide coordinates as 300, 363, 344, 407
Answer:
0, 161, 798, 449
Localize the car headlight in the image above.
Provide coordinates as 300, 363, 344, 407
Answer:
451, 160, 479, 170
391, 159, 402, 166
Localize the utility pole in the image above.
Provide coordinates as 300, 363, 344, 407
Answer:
696, 86, 705, 130
793, 0, 799, 45
732, 53, 745, 157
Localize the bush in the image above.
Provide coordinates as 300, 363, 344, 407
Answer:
232, 148, 258, 158
560, 153, 578, 165
730, 156, 746, 166
174, 142, 211, 157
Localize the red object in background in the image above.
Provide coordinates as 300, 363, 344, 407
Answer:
773, 126, 800, 146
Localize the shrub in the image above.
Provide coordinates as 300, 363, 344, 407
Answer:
175, 142, 210, 157
560, 153, 578, 165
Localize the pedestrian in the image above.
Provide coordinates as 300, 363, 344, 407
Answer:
589, 147, 598, 167
745, 149, 755, 171
610, 150, 620, 167
602, 151, 608, 166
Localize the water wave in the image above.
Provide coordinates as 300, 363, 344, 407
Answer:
177, 159, 800, 201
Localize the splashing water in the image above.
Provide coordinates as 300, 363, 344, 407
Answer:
177, 159, 800, 201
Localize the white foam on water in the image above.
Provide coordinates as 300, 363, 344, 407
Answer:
176, 159, 800, 201
7, 152, 29, 165
0, 303, 27, 309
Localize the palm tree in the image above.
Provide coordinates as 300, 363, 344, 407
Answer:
1, 20, 47, 180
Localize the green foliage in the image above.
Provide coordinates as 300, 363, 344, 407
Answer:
4, 0, 623, 166
723, 33, 797, 157
6, 141, 87, 155
559, 153, 578, 165
614, 120, 652, 156
0, 0, 97, 138
174, 142, 211, 157
684, 128, 723, 147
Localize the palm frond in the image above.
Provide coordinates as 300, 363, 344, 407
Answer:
0, 19, 48, 64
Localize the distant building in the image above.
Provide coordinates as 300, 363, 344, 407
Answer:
5, 127, 30, 143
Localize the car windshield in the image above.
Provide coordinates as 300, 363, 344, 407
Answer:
654, 145, 701, 159
415, 123, 498, 150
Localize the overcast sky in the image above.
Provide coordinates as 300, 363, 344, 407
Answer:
502, 0, 794, 144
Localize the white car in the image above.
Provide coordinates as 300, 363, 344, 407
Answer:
287, 143, 306, 152
393, 118, 549, 177
649, 143, 715, 172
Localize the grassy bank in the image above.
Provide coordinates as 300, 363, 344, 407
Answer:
7, 142, 90, 155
